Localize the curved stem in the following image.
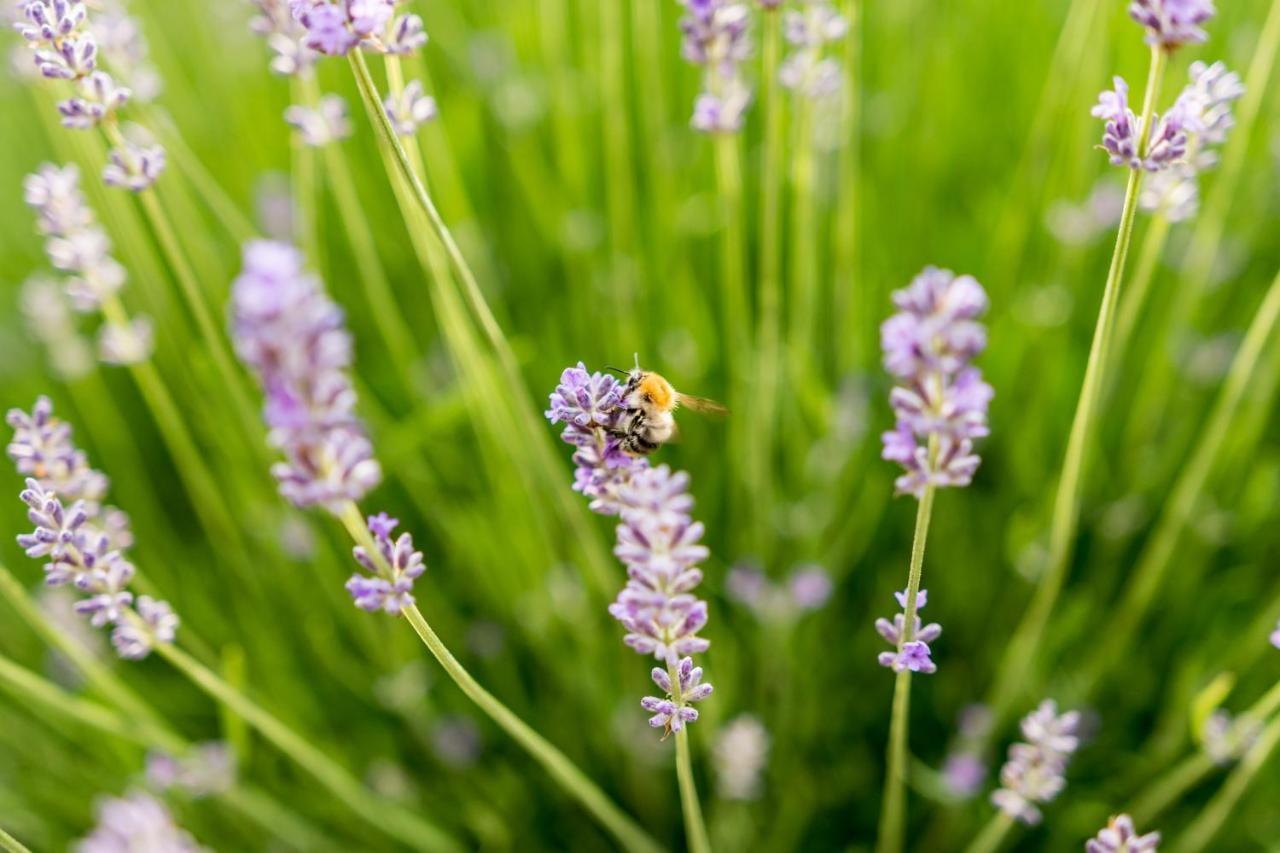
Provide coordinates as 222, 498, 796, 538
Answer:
964, 812, 1015, 853
986, 45, 1167, 721
0, 826, 31, 853
876, 482, 937, 853
1173, 714, 1280, 853
152, 640, 459, 852
1108, 212, 1171, 391
675, 726, 711, 853
398, 603, 663, 853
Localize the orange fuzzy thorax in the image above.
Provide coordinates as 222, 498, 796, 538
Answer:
638, 373, 676, 412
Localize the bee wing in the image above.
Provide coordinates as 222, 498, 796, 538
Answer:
675, 394, 729, 417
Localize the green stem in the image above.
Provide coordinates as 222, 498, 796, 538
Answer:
675, 726, 712, 853
1109, 212, 1171, 386
1127, 752, 1216, 825
964, 812, 1015, 853
986, 45, 1167, 720
336, 501, 658, 853
1173, 714, 1280, 853
0, 826, 31, 853
787, 99, 817, 370
1078, 262, 1280, 692
876, 481, 937, 853
152, 639, 459, 853
398, 603, 663, 853
751, 7, 785, 557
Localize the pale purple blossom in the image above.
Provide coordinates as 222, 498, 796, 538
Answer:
8, 398, 176, 659
102, 141, 165, 192
1270, 619, 1280, 649
56, 70, 130, 129
1085, 814, 1161, 853
290, 0, 394, 56
779, 2, 846, 99
346, 513, 426, 613
714, 715, 769, 800
789, 565, 833, 610
146, 742, 235, 798
880, 267, 991, 498
943, 754, 987, 799
546, 363, 648, 515
383, 12, 426, 55
383, 79, 437, 136
991, 700, 1081, 825
231, 240, 383, 511
93, 3, 160, 101
876, 588, 942, 673
284, 94, 351, 146
21, 275, 94, 379
76, 791, 200, 853
97, 315, 152, 365
641, 656, 713, 735
678, 0, 753, 133
1129, 0, 1215, 48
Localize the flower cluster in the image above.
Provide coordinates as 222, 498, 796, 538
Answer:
880, 266, 992, 498
875, 588, 941, 674
610, 466, 715, 735
1129, 0, 1215, 48
346, 512, 427, 613
14, 0, 165, 188
1140, 61, 1244, 221
1271, 619, 1280, 649
547, 366, 716, 735
1085, 814, 1161, 853
289, 0, 424, 56
23, 162, 152, 365
77, 791, 201, 853
145, 742, 235, 798
679, 0, 753, 133
7, 397, 178, 659
1091, 77, 1200, 172
991, 700, 1081, 825
383, 79, 437, 137
779, 1, 847, 100
94, 0, 161, 101
545, 363, 648, 516
251, 0, 316, 77
230, 240, 382, 511
284, 94, 352, 147
939, 704, 993, 799
714, 714, 770, 800
725, 563, 833, 620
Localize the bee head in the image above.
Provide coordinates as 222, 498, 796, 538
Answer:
637, 373, 675, 412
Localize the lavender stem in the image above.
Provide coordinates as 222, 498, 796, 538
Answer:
964, 811, 1015, 853
675, 724, 712, 853
0, 825, 32, 853
986, 43, 1168, 721
876, 477, 938, 853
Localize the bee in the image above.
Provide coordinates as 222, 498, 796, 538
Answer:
609, 357, 728, 456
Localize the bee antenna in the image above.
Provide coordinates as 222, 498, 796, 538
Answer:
633, 352, 641, 371
604, 365, 628, 377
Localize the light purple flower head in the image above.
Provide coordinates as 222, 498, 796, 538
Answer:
146, 742, 235, 798
880, 267, 991, 498
346, 512, 427, 613
641, 656, 713, 736
678, 0, 754, 133
942, 753, 987, 799
231, 240, 382, 512
8, 398, 176, 659
383, 79, 437, 137
102, 141, 165, 192
546, 363, 647, 515
1270, 619, 1280, 650
289, 0, 394, 56
991, 699, 1081, 826
789, 565, 833, 611
1129, 0, 1215, 48
1086, 814, 1161, 853
77, 790, 201, 853
284, 94, 351, 147
875, 588, 942, 673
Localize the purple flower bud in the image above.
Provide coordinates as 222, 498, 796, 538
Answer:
991, 700, 1081, 825
1129, 0, 1215, 48
384, 12, 426, 55
383, 79, 437, 136
346, 512, 427, 613
1086, 814, 1161, 853
876, 589, 943, 673
102, 141, 166, 191
77, 791, 201, 851
284, 93, 351, 147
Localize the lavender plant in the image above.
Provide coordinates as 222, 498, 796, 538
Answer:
679, 0, 753, 133
547, 362, 715, 853
7, 397, 177, 659
231, 247, 661, 853
1085, 814, 1161, 853
76, 791, 201, 853
876, 266, 991, 853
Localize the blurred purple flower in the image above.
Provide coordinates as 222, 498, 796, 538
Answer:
677, 0, 753, 133
146, 742, 235, 798
383, 79, 437, 137
284, 94, 351, 147
1270, 620, 1280, 650
789, 565, 833, 610
77, 791, 200, 852
102, 141, 165, 192
346, 513, 426, 613
1129, 0, 1214, 47
880, 267, 991, 498
991, 700, 1081, 825
231, 240, 382, 511
1086, 814, 1161, 853
942, 753, 987, 799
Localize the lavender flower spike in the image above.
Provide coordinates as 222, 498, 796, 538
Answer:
77, 790, 201, 853
545, 363, 647, 516
1086, 814, 1161, 853
880, 266, 992, 498
345, 512, 427, 613
677, 0, 753, 133
1129, 0, 1215, 48
876, 588, 942, 673
8, 398, 177, 659
230, 240, 382, 511
991, 700, 1081, 825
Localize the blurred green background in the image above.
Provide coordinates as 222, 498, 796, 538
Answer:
2, 0, 1280, 849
